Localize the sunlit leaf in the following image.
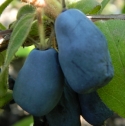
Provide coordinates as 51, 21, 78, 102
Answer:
13, 116, 33, 126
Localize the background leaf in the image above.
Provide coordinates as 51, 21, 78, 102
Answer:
0, 23, 6, 30
0, 89, 13, 107
0, 0, 13, 15
12, 116, 33, 126
88, 5, 101, 15
68, 0, 101, 14
95, 20, 125, 117
98, 0, 110, 14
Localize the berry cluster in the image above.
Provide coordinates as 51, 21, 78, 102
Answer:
13, 9, 114, 125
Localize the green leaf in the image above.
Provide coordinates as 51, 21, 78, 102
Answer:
0, 13, 35, 98
16, 46, 34, 57
0, 89, 13, 107
9, 20, 18, 29
29, 20, 39, 37
13, 116, 33, 126
95, 20, 125, 117
0, 0, 13, 15
88, 5, 101, 15
0, 67, 8, 97
0, 23, 6, 30
68, 0, 101, 14
0, 51, 6, 66
98, 0, 110, 14
16, 5, 35, 20
4, 13, 35, 69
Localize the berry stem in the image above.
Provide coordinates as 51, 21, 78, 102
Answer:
36, 8, 47, 50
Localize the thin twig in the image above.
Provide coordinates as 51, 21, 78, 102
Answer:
87, 14, 125, 22
0, 30, 12, 38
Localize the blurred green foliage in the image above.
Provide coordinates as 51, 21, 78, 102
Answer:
16, 46, 34, 57
12, 116, 33, 126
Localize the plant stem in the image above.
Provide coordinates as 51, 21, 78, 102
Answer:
36, 8, 47, 50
